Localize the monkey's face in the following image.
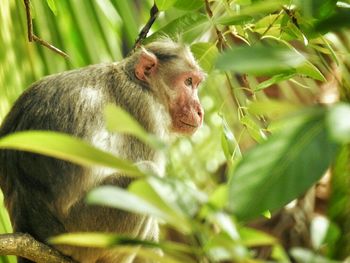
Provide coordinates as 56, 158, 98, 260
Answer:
168, 71, 204, 135
133, 44, 205, 135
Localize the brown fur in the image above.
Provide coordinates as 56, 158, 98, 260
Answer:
0, 39, 204, 263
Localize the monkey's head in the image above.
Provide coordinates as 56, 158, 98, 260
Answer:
132, 39, 205, 135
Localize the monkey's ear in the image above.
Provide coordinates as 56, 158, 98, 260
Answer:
135, 49, 158, 82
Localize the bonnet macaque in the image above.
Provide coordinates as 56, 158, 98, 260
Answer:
0, 39, 204, 263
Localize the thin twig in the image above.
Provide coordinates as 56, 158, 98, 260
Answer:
0, 233, 76, 263
23, 0, 69, 59
23, 0, 33, 41
32, 35, 69, 58
133, 3, 159, 50
204, 0, 226, 51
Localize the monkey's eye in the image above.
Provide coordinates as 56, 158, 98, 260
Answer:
184, 77, 193, 87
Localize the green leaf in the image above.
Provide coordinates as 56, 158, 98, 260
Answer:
221, 117, 242, 160
237, 0, 287, 17
326, 103, 350, 144
215, 15, 253, 26
0, 131, 142, 176
239, 227, 277, 247
208, 184, 229, 210
146, 13, 208, 43
298, 0, 338, 19
129, 179, 192, 233
255, 73, 296, 91
248, 100, 301, 119
216, 45, 306, 76
174, 0, 203, 10
296, 61, 326, 81
314, 7, 350, 33
155, 0, 177, 11
240, 115, 266, 143
190, 42, 219, 72
104, 104, 165, 149
111, 0, 139, 48
50, 233, 129, 248
46, 0, 58, 15
228, 108, 338, 220
50, 232, 194, 263
50, 233, 183, 263
145, 177, 207, 218
87, 185, 169, 220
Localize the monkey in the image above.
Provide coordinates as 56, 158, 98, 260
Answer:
0, 39, 205, 263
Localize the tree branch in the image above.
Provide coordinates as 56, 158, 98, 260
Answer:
0, 233, 76, 263
23, 0, 69, 59
132, 3, 159, 50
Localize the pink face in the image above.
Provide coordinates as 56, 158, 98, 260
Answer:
169, 71, 204, 134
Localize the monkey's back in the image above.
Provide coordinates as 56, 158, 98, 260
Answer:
0, 63, 159, 241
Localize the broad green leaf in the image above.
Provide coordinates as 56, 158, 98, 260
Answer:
216, 45, 306, 76
174, 0, 203, 10
46, 0, 57, 15
228, 108, 338, 220
190, 42, 219, 72
87, 186, 169, 220
255, 73, 296, 91
146, 13, 208, 43
104, 104, 165, 149
155, 0, 177, 11
0, 131, 142, 176
88, 183, 191, 233
51, 232, 194, 263
326, 103, 350, 144
237, 0, 287, 16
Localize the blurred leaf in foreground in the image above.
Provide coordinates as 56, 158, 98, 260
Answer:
326, 102, 350, 144
0, 131, 142, 176
146, 13, 208, 43
104, 104, 165, 149
216, 44, 325, 81
228, 107, 338, 220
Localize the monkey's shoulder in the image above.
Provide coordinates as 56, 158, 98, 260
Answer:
1, 63, 123, 136
29, 62, 121, 94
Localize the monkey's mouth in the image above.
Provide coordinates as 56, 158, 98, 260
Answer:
180, 120, 199, 128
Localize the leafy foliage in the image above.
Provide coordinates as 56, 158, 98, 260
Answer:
1, 0, 350, 262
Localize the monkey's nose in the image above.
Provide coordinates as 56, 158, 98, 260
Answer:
197, 107, 204, 120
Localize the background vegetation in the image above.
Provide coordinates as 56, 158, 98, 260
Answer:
1, 0, 350, 262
